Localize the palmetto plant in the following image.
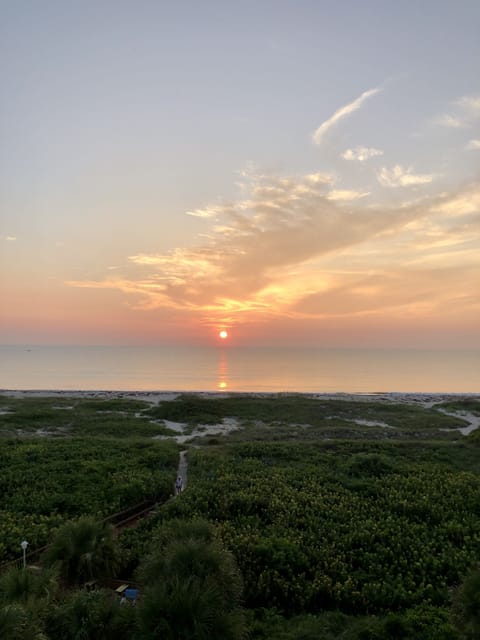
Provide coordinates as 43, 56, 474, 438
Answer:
42, 517, 121, 587
136, 519, 247, 640
0, 565, 58, 606
453, 566, 480, 639
0, 604, 29, 640
45, 588, 135, 640
137, 575, 246, 640
0, 566, 57, 640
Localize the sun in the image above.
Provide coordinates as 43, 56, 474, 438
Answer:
219, 330, 228, 340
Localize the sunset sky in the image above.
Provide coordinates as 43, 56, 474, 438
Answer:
1, 1, 479, 348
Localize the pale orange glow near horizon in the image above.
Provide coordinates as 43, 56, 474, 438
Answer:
1, 4, 479, 350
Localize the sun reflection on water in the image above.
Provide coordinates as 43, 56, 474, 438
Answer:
217, 350, 229, 391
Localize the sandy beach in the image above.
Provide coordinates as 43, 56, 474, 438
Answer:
1, 388, 479, 406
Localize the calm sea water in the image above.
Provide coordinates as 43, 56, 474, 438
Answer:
0, 345, 479, 393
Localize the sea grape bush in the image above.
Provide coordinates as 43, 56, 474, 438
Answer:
158, 442, 480, 616
0, 437, 178, 562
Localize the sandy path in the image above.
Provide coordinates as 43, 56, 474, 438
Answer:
437, 409, 480, 435
177, 450, 188, 491
155, 418, 240, 444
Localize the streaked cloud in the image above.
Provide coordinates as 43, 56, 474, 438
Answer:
67, 167, 480, 331
467, 139, 480, 150
435, 94, 480, 129
312, 87, 381, 145
435, 114, 465, 129
185, 206, 221, 218
432, 186, 480, 217
291, 265, 480, 319
456, 95, 480, 114
377, 164, 434, 188
342, 146, 384, 161
68, 169, 407, 319
326, 189, 370, 201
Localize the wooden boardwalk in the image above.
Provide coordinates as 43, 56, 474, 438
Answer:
0, 450, 189, 572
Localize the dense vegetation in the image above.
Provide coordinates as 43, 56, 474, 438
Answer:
160, 442, 479, 613
0, 395, 176, 438
0, 392, 479, 638
145, 393, 468, 439
0, 396, 179, 562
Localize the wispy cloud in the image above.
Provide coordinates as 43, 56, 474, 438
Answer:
2, 235, 17, 242
435, 94, 480, 129
68, 170, 408, 319
185, 206, 221, 218
432, 186, 480, 216
67, 170, 480, 331
377, 164, 434, 188
467, 139, 480, 150
456, 95, 480, 114
342, 146, 384, 161
312, 87, 381, 145
435, 114, 465, 129
326, 189, 370, 201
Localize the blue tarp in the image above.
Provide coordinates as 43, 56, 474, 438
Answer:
125, 588, 139, 601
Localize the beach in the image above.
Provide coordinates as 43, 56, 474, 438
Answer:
2, 388, 479, 406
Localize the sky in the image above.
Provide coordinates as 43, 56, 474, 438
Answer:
1, 0, 479, 348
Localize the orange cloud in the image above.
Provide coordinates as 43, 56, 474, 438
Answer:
66, 173, 480, 334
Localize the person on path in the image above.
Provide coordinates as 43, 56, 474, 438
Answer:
175, 475, 183, 495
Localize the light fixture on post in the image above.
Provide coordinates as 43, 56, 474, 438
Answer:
20, 540, 28, 569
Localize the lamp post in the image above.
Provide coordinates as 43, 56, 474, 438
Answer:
20, 540, 28, 569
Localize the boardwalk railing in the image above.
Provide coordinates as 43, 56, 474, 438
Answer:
100, 499, 157, 528
0, 450, 186, 574
0, 497, 164, 574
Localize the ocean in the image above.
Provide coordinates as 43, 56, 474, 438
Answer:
0, 345, 479, 393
